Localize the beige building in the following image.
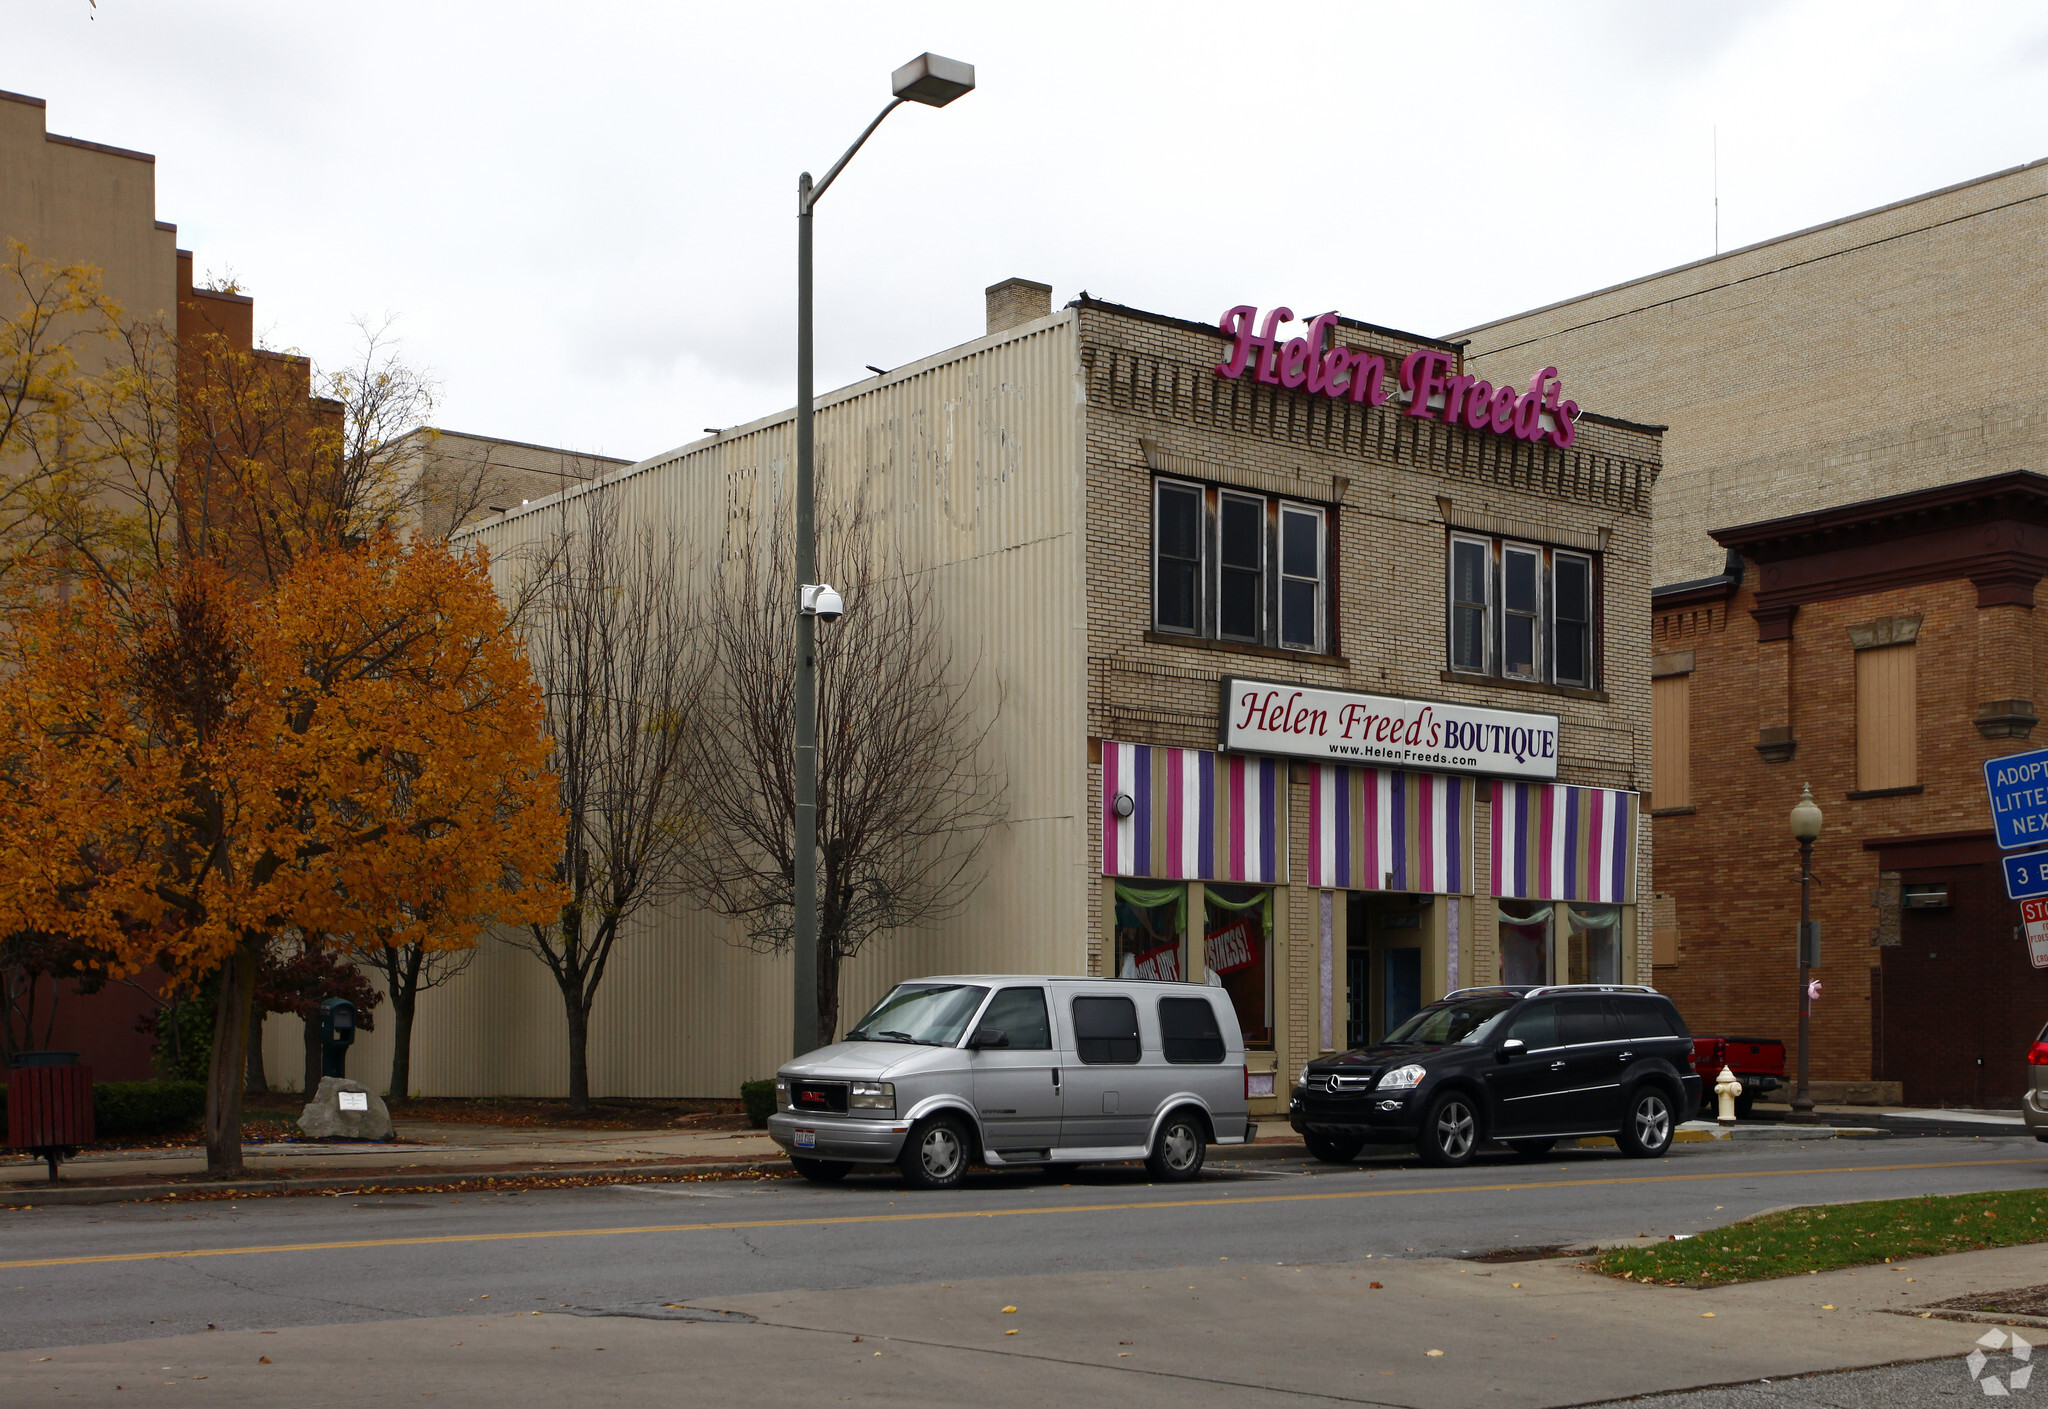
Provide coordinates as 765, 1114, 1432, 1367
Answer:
305, 282, 1662, 1114
393, 427, 632, 539
1455, 158, 2048, 587
1, 87, 178, 342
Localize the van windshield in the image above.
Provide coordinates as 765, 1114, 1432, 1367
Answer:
846, 984, 990, 1046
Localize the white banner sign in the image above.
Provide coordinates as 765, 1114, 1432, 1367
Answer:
1219, 676, 1560, 780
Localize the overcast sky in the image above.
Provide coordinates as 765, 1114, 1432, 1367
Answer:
9, 1, 2047, 463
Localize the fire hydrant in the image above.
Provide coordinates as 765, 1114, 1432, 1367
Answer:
1714, 1065, 1743, 1126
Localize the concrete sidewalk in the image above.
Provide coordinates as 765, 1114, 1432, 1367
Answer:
5, 1236, 2041, 1406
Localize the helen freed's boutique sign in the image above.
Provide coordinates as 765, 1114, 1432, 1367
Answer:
1214, 305, 1581, 448
1220, 677, 1560, 781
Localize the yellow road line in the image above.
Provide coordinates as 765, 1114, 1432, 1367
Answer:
3, 1156, 2039, 1272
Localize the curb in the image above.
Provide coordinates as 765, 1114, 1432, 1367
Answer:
0, 1158, 790, 1206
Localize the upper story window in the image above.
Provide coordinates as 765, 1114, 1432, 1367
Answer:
1154, 478, 1329, 653
1447, 533, 1599, 688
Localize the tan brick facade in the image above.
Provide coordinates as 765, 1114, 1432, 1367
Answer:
1076, 301, 1660, 1111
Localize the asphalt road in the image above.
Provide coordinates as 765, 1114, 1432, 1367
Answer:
3, 1134, 2043, 1355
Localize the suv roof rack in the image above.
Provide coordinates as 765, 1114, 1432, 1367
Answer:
1441, 983, 1661, 1000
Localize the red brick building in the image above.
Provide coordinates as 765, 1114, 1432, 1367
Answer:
1651, 470, 2048, 1106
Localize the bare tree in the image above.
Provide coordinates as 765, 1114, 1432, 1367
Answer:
351, 935, 472, 1104
513, 493, 705, 1110
684, 500, 1006, 1048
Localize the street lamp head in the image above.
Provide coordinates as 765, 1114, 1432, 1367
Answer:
1789, 781, 1823, 842
892, 52, 975, 107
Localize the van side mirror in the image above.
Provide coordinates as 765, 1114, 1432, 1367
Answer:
968, 1026, 1009, 1050
1496, 1038, 1526, 1063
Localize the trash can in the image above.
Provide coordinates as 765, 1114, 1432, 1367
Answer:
6, 1050, 95, 1181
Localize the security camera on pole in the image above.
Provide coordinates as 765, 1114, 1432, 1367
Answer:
791, 53, 973, 1055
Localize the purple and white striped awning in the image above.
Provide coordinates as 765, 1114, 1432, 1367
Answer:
1303, 765, 1471, 894
1100, 741, 1281, 883
1491, 781, 1639, 903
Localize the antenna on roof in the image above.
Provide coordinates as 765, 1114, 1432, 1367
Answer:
1713, 125, 1720, 256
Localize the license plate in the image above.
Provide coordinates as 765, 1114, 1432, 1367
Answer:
795, 1129, 816, 1149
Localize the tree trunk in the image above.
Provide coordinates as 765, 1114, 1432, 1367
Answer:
564, 992, 591, 1113
302, 1013, 321, 1096
244, 1000, 268, 1094
387, 981, 416, 1107
203, 938, 261, 1178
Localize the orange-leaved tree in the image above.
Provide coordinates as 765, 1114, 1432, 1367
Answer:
0, 534, 563, 1175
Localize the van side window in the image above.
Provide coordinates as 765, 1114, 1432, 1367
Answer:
1504, 1002, 1559, 1050
980, 987, 1052, 1050
1615, 997, 1677, 1039
1558, 997, 1621, 1045
1159, 997, 1225, 1064
1072, 995, 1141, 1065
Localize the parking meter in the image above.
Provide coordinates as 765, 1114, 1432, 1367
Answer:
318, 997, 356, 1079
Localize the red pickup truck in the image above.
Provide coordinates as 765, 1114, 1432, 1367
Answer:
1691, 1036, 1788, 1119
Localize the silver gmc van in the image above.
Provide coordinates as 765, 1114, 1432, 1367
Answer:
767, 975, 1256, 1189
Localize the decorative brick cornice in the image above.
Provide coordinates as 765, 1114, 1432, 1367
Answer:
1713, 471, 2048, 614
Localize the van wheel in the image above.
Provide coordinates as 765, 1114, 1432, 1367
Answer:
1145, 1111, 1207, 1181
1506, 1138, 1556, 1160
790, 1156, 852, 1183
1416, 1092, 1479, 1167
1304, 1132, 1365, 1164
899, 1115, 972, 1190
1617, 1086, 1676, 1159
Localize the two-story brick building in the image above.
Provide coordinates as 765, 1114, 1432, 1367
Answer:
1653, 471, 2048, 1107
334, 282, 1661, 1111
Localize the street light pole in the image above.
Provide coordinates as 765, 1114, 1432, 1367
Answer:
790, 54, 975, 1058
1788, 782, 1823, 1123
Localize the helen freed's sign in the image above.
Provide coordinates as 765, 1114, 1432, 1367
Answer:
1219, 677, 1559, 781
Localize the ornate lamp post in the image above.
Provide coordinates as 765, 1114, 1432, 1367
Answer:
1788, 782, 1823, 1123
791, 54, 974, 1056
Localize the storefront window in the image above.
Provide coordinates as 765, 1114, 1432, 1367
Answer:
1499, 899, 1550, 985
1205, 883, 1273, 1050
1113, 883, 1187, 982
1567, 904, 1622, 984
1497, 900, 1623, 985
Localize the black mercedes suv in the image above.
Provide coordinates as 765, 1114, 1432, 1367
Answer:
1289, 985, 1700, 1167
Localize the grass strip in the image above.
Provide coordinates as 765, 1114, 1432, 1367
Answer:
1597, 1186, 2048, 1287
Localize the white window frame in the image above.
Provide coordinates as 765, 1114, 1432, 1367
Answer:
1214, 489, 1267, 644
1447, 533, 1492, 675
1277, 503, 1325, 653
1152, 477, 1207, 638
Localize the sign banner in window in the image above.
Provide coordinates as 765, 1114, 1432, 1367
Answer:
1206, 918, 1259, 974
1304, 765, 1471, 894
1131, 941, 1184, 983
1101, 741, 1281, 883
1491, 782, 1639, 903
1219, 676, 1559, 780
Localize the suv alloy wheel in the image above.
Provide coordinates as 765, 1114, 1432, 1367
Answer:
1417, 1090, 1480, 1167
1617, 1084, 1675, 1158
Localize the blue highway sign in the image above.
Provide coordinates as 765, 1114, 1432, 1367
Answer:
1986, 747, 2048, 851
2003, 848, 2048, 901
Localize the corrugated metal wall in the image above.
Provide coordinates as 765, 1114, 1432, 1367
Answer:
267, 313, 1090, 1099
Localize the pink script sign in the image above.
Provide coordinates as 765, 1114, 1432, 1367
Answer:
1213, 304, 1580, 449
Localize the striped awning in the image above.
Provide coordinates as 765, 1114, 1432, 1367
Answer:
1491, 782, 1639, 903
1100, 741, 1281, 883
1303, 766, 1471, 894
